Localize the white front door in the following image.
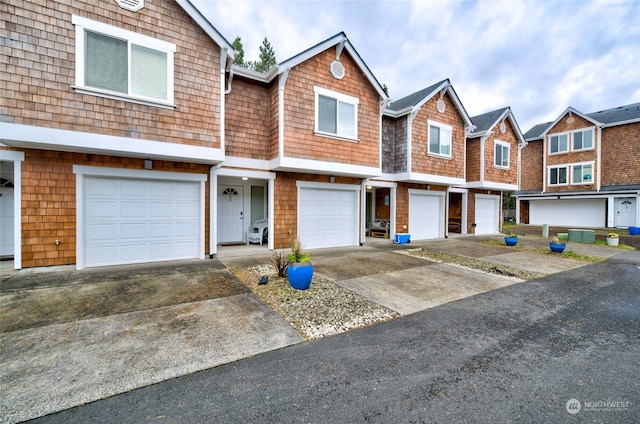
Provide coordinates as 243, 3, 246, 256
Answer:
615, 198, 636, 227
475, 194, 500, 235
0, 187, 14, 256
218, 185, 244, 243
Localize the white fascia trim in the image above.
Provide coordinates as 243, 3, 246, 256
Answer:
541, 107, 603, 136
297, 180, 361, 191
466, 181, 518, 191
1, 123, 224, 164
408, 188, 446, 197
602, 118, 640, 128
73, 165, 207, 181
271, 156, 381, 178
214, 167, 276, 180
174, 0, 235, 56
0, 150, 25, 161
365, 179, 398, 188
388, 171, 466, 186
222, 156, 271, 171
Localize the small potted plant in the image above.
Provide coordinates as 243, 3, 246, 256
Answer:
504, 230, 519, 246
287, 241, 313, 290
606, 232, 620, 247
549, 236, 566, 253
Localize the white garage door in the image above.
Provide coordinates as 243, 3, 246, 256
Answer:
475, 195, 500, 235
409, 191, 444, 240
298, 185, 359, 249
84, 176, 201, 267
530, 199, 605, 227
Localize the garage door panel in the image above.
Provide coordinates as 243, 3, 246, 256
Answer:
475, 196, 499, 235
410, 193, 443, 240
530, 199, 605, 227
299, 187, 358, 249
84, 176, 201, 267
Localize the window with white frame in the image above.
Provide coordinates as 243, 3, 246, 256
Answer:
549, 133, 569, 154
572, 128, 594, 151
314, 86, 358, 140
572, 163, 593, 184
72, 15, 175, 107
494, 140, 510, 168
549, 166, 568, 185
428, 120, 452, 157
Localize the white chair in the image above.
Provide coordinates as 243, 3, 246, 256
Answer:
247, 219, 268, 245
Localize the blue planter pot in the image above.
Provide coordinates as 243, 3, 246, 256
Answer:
287, 262, 313, 290
504, 236, 518, 246
629, 226, 640, 236
549, 242, 566, 253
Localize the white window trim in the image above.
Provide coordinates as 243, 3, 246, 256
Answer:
548, 132, 570, 155
427, 120, 453, 159
548, 165, 569, 186
313, 86, 359, 142
494, 139, 510, 169
571, 127, 595, 152
72, 15, 176, 109
570, 161, 595, 185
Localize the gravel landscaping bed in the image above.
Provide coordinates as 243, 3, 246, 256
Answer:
230, 264, 399, 340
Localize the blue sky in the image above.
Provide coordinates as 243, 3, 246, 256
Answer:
191, 0, 639, 133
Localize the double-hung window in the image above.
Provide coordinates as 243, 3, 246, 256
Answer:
72, 15, 176, 107
549, 133, 569, 154
314, 86, 358, 140
572, 129, 594, 150
572, 163, 593, 184
494, 140, 510, 168
428, 120, 452, 157
549, 166, 568, 186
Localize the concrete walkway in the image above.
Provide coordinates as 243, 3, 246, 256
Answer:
0, 235, 629, 423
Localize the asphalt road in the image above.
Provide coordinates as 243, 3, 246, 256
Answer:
30, 252, 639, 424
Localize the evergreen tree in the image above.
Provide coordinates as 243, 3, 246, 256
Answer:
231, 36, 246, 67
251, 37, 277, 73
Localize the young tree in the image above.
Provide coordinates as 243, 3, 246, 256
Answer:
231, 36, 246, 67
251, 37, 277, 73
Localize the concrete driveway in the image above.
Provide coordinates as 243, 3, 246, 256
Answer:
0, 235, 630, 423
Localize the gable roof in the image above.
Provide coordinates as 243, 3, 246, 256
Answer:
176, 0, 235, 62
384, 79, 473, 128
525, 101, 640, 141
231, 32, 388, 99
468, 107, 526, 146
587, 102, 640, 126
523, 122, 552, 141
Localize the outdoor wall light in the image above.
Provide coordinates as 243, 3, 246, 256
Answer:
366, 185, 372, 190
242, 177, 248, 180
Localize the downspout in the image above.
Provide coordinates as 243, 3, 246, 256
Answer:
219, 47, 229, 151
379, 98, 391, 172
542, 136, 547, 194
479, 132, 490, 187
360, 179, 369, 245
596, 125, 602, 192
278, 68, 290, 158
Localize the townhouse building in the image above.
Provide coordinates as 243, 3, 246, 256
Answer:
1, 0, 523, 270
516, 103, 640, 228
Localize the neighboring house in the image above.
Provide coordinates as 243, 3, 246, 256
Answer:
221, 32, 388, 251
1, 0, 235, 269
464, 107, 524, 235
377, 79, 474, 241
516, 102, 640, 228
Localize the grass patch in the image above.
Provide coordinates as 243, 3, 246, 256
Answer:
593, 240, 635, 250
481, 240, 606, 262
